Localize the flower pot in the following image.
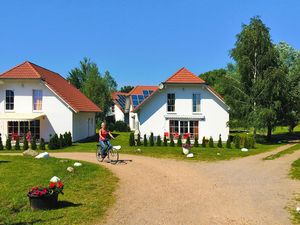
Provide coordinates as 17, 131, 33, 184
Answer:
28, 193, 58, 210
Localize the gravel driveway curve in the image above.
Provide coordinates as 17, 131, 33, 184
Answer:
52, 144, 300, 225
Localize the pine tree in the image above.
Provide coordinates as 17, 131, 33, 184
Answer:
39, 138, 46, 150
202, 136, 206, 148
149, 133, 154, 146
129, 133, 135, 146
14, 137, 20, 150
234, 136, 241, 149
209, 137, 214, 148
23, 137, 29, 150
170, 134, 175, 147
0, 134, 3, 150
186, 136, 191, 145
177, 135, 182, 147
31, 137, 37, 150
163, 135, 168, 146
226, 136, 231, 149
136, 133, 142, 146
156, 135, 162, 146
6, 137, 12, 150
143, 134, 148, 146
67, 132, 72, 146
244, 137, 250, 149
217, 135, 222, 148
194, 136, 199, 147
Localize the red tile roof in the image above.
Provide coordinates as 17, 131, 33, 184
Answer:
165, 67, 206, 84
128, 86, 158, 110
0, 61, 101, 113
112, 92, 128, 112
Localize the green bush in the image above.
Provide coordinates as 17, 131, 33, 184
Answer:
156, 135, 162, 146
177, 135, 182, 147
209, 137, 214, 148
217, 135, 222, 148
129, 132, 135, 146
234, 136, 241, 149
6, 137, 12, 150
67, 132, 72, 146
114, 121, 130, 132
48, 134, 60, 150
59, 134, 65, 148
136, 133, 142, 146
170, 134, 175, 147
149, 133, 154, 146
23, 137, 29, 151
226, 136, 231, 149
31, 137, 37, 150
186, 136, 191, 145
143, 134, 148, 146
249, 136, 256, 149
39, 138, 46, 150
0, 135, 3, 150
202, 136, 206, 148
194, 136, 199, 147
14, 137, 20, 150
244, 137, 250, 149
163, 135, 168, 146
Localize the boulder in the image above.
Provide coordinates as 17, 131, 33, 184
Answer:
35, 152, 50, 159
74, 162, 82, 167
182, 147, 189, 155
241, 148, 249, 152
23, 149, 39, 157
50, 176, 60, 183
67, 167, 74, 173
186, 153, 194, 158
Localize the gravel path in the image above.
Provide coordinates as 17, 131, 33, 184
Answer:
52, 144, 300, 225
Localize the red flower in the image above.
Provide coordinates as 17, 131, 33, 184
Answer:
49, 182, 56, 189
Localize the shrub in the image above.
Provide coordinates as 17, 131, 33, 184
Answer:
136, 133, 142, 146
163, 135, 168, 146
0, 134, 3, 150
209, 137, 214, 148
59, 134, 64, 148
156, 135, 162, 146
39, 138, 46, 150
15, 137, 20, 150
177, 135, 182, 147
234, 136, 241, 149
149, 133, 154, 146
48, 134, 60, 150
249, 136, 256, 149
31, 137, 37, 150
217, 135, 222, 148
129, 133, 135, 146
6, 137, 12, 150
226, 136, 231, 149
67, 132, 72, 146
194, 136, 199, 147
23, 137, 29, 151
202, 136, 206, 148
170, 134, 175, 147
114, 120, 130, 132
143, 134, 148, 146
186, 136, 191, 145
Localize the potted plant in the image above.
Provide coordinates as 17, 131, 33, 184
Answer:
182, 143, 192, 155
27, 180, 64, 210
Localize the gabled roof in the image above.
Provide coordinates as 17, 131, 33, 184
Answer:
128, 86, 158, 110
164, 67, 206, 84
0, 61, 101, 113
112, 92, 128, 112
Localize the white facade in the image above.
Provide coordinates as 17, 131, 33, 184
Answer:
0, 79, 96, 143
134, 84, 229, 140
114, 105, 125, 122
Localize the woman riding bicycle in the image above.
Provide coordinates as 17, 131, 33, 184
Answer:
99, 122, 115, 162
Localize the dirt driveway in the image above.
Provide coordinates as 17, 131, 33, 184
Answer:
52, 145, 300, 225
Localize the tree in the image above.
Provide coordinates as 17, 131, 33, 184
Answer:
202, 136, 206, 148
156, 135, 162, 146
104, 70, 117, 92
217, 135, 222, 148
199, 69, 227, 96
149, 133, 154, 146
136, 133, 142, 146
209, 137, 214, 148
129, 133, 135, 146
120, 86, 134, 93
0, 134, 3, 150
163, 135, 168, 146
226, 136, 231, 149
194, 137, 199, 147
6, 137, 12, 150
177, 135, 182, 147
170, 135, 175, 147
39, 138, 46, 150
15, 137, 20, 150
31, 137, 37, 150
23, 137, 29, 150
143, 134, 148, 146
229, 16, 287, 139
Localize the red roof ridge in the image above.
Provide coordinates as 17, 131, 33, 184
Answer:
26, 61, 43, 78
165, 67, 206, 84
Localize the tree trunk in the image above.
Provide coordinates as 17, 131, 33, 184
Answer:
267, 126, 272, 140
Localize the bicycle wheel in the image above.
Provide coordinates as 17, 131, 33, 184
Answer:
108, 148, 119, 164
96, 145, 102, 162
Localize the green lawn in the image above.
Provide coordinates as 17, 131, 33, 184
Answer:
289, 158, 300, 224
263, 143, 300, 160
0, 155, 118, 225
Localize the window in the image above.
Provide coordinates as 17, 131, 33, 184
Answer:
193, 94, 201, 112
5, 90, 14, 110
20, 121, 29, 138
30, 120, 40, 139
167, 93, 175, 112
180, 121, 189, 134
33, 90, 43, 111
169, 120, 179, 135
189, 121, 199, 138
8, 121, 18, 137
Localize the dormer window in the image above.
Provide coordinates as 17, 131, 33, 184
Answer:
5, 90, 14, 110
33, 90, 43, 111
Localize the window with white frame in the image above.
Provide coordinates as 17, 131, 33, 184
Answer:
167, 93, 175, 112
33, 90, 43, 111
193, 93, 201, 112
5, 90, 14, 110
169, 120, 199, 138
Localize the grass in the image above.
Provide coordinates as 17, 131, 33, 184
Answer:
263, 143, 300, 160
289, 158, 300, 224
0, 155, 118, 225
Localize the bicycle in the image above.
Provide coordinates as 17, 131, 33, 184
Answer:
96, 143, 121, 164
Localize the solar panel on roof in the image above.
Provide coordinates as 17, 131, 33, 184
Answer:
138, 95, 144, 103
149, 90, 153, 94
143, 90, 149, 98
132, 95, 138, 100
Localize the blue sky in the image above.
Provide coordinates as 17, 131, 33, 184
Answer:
0, 0, 299, 87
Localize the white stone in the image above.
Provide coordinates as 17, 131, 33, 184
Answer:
217, 153, 221, 156
35, 152, 50, 159
67, 167, 74, 173
113, 145, 121, 150
186, 153, 194, 158
182, 147, 189, 155
50, 176, 60, 183
74, 162, 82, 167
241, 148, 249, 152
296, 206, 300, 213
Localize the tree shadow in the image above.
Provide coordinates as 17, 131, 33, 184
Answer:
55, 200, 82, 209
9, 216, 63, 225
0, 160, 10, 164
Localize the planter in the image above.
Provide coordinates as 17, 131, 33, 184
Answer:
28, 193, 58, 210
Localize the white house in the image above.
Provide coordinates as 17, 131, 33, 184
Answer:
111, 68, 229, 140
0, 61, 101, 143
